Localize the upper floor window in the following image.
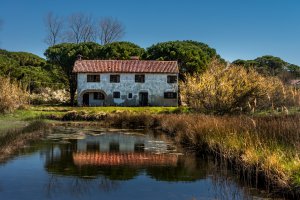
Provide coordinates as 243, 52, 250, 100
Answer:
87, 75, 100, 82
94, 92, 105, 100
110, 75, 120, 83
113, 91, 120, 98
164, 92, 177, 99
135, 74, 145, 83
167, 75, 177, 83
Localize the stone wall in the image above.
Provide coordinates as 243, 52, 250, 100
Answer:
77, 73, 178, 106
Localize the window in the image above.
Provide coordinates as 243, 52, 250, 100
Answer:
94, 92, 105, 100
109, 142, 120, 152
86, 142, 99, 152
110, 75, 120, 83
164, 92, 177, 99
87, 75, 100, 82
167, 75, 177, 83
135, 74, 145, 83
113, 92, 120, 98
128, 93, 133, 99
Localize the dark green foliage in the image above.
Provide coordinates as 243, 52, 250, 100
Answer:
233, 55, 300, 79
145, 40, 224, 77
100, 41, 145, 59
44, 42, 102, 105
0, 49, 66, 91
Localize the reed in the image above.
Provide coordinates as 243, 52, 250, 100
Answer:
181, 60, 300, 114
0, 76, 29, 113
0, 120, 49, 162
93, 112, 300, 196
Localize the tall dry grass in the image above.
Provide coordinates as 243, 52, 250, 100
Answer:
181, 60, 300, 114
155, 114, 300, 192
0, 76, 29, 113
86, 112, 300, 194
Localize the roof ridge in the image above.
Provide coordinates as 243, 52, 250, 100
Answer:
73, 59, 179, 73
78, 59, 177, 62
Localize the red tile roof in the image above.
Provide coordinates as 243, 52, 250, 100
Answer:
73, 60, 179, 73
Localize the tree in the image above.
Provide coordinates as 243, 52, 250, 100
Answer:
66, 13, 96, 44
254, 56, 287, 76
44, 12, 64, 46
145, 40, 223, 79
0, 49, 67, 92
44, 42, 102, 105
100, 41, 145, 59
233, 56, 300, 83
99, 17, 125, 45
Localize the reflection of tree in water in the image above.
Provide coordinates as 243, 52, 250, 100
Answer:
204, 156, 267, 200
45, 174, 120, 198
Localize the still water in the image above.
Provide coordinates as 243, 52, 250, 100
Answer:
0, 126, 279, 200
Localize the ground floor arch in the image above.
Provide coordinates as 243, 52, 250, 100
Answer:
78, 90, 107, 106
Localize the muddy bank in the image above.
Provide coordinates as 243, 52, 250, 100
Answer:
0, 120, 50, 163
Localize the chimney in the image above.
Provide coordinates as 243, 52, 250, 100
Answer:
130, 56, 139, 60
77, 54, 83, 61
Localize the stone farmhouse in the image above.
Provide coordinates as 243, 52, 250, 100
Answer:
72, 59, 179, 106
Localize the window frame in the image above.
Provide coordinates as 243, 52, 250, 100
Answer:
164, 92, 177, 99
110, 74, 120, 83
113, 91, 121, 98
128, 93, 133, 99
87, 74, 100, 82
167, 75, 177, 83
93, 92, 105, 100
135, 74, 145, 83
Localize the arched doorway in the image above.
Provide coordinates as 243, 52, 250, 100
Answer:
80, 90, 107, 106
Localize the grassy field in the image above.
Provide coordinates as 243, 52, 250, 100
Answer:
0, 105, 185, 120
0, 105, 185, 133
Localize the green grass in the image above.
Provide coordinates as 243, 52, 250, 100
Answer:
0, 105, 188, 133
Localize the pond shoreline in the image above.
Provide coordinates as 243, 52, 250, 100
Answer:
1, 110, 300, 199
0, 120, 50, 163
44, 112, 300, 199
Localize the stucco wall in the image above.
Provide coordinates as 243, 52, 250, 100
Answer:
77, 73, 178, 106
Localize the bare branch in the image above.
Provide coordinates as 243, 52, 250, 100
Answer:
44, 12, 64, 46
99, 17, 125, 45
66, 13, 96, 44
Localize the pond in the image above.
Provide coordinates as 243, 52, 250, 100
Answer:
0, 125, 282, 200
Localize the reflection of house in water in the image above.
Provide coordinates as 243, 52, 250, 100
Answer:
45, 132, 206, 182
73, 152, 178, 167
74, 133, 177, 167
76, 133, 170, 153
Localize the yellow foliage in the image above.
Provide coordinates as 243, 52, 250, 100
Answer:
0, 76, 29, 113
181, 60, 300, 114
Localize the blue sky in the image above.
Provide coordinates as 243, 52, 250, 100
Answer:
0, 0, 299, 65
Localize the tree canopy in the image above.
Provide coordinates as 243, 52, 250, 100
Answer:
232, 55, 300, 80
145, 40, 224, 77
0, 49, 66, 91
44, 42, 102, 105
100, 41, 145, 59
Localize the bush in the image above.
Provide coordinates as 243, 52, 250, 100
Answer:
30, 87, 70, 105
0, 76, 28, 113
181, 60, 300, 114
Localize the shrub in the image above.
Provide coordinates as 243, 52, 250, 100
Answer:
30, 87, 70, 105
181, 60, 300, 114
0, 76, 28, 113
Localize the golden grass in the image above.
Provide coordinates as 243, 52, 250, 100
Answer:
0, 76, 28, 113
181, 60, 300, 114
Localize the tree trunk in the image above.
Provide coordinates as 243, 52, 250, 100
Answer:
68, 74, 77, 106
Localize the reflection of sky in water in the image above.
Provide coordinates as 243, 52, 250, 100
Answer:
0, 127, 280, 200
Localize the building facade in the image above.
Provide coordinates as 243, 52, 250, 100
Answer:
73, 60, 179, 106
